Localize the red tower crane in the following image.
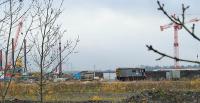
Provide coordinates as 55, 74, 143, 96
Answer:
6, 18, 23, 70
160, 17, 200, 69
0, 18, 24, 80
14, 18, 23, 50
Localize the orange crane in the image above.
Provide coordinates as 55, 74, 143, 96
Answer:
160, 17, 200, 69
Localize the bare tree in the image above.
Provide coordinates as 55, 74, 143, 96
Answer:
147, 1, 200, 65
29, 0, 79, 102
0, 0, 34, 102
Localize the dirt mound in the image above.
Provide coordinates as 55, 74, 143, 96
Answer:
124, 90, 200, 103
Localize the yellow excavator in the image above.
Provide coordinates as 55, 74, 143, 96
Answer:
16, 58, 23, 68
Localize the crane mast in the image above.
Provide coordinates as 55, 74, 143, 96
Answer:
173, 24, 180, 69
14, 18, 23, 50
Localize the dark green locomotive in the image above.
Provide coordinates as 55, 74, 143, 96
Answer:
116, 68, 146, 81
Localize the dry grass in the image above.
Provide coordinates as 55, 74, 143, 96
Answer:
0, 79, 199, 101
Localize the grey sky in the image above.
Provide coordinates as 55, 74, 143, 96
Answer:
60, 0, 200, 71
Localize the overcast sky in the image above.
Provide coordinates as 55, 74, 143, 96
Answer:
59, 0, 200, 71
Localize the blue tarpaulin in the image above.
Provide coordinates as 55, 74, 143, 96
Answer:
73, 72, 81, 80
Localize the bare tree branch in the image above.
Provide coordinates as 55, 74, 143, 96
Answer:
146, 45, 200, 64
157, 0, 200, 42
147, 1, 200, 67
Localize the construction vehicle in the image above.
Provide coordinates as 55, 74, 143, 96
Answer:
0, 18, 27, 81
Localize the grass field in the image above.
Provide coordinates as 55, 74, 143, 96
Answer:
0, 79, 200, 102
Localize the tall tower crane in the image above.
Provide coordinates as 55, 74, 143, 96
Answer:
160, 17, 200, 69
14, 18, 23, 50
0, 18, 24, 79
7, 18, 23, 70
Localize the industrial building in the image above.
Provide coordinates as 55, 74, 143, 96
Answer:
146, 68, 200, 80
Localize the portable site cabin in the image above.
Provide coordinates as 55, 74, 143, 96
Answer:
73, 71, 93, 80
73, 71, 104, 80
103, 72, 116, 80
80, 71, 94, 80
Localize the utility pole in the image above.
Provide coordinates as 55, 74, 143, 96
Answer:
23, 39, 27, 73
0, 50, 2, 71
12, 38, 15, 70
93, 65, 96, 79
70, 63, 72, 72
58, 38, 62, 78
